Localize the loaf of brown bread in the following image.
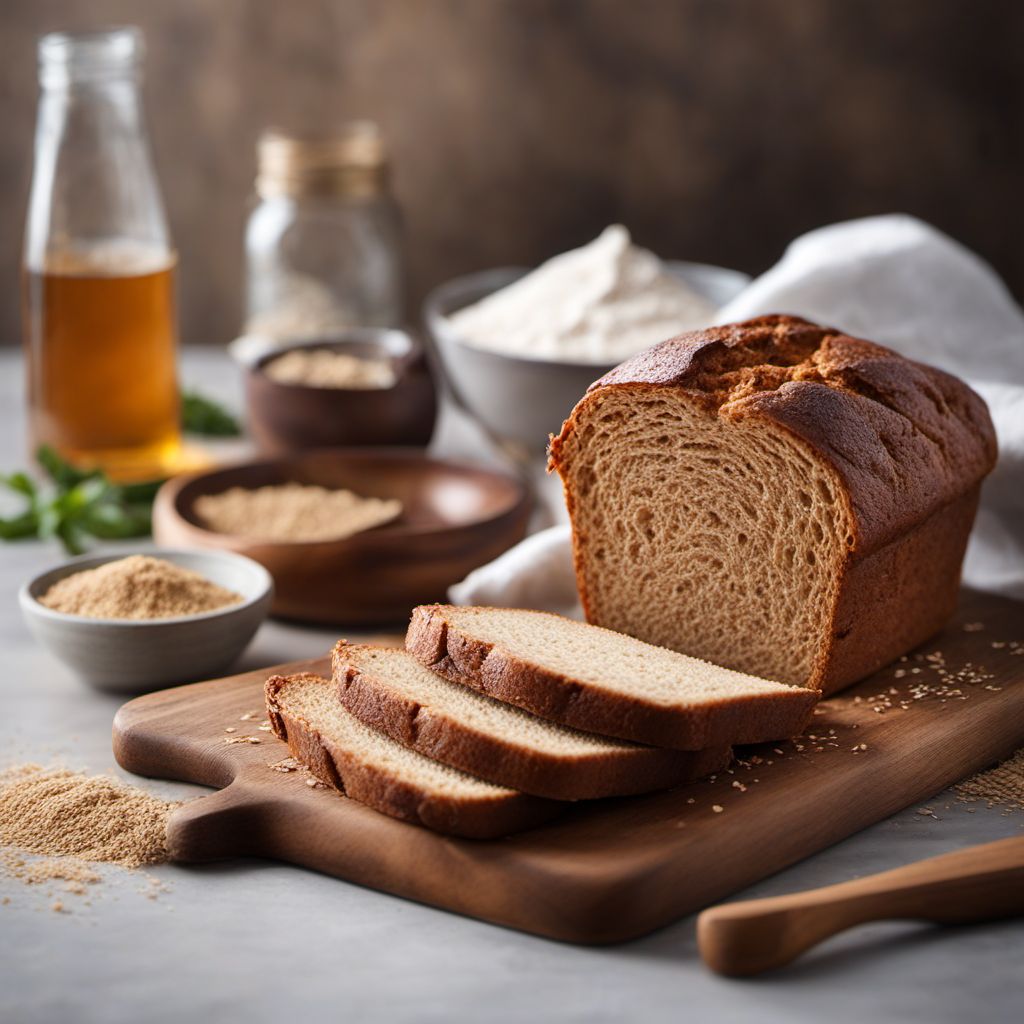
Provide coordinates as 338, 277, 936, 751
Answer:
549, 315, 997, 694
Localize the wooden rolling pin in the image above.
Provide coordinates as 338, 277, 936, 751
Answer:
697, 836, 1024, 976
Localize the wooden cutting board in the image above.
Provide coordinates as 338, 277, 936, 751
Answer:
113, 589, 1024, 944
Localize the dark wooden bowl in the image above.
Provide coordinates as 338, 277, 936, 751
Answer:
246, 331, 438, 455
152, 450, 530, 626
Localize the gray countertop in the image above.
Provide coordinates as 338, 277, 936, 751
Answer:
0, 348, 1021, 1024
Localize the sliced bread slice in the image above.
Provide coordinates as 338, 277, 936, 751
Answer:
405, 606, 817, 749
265, 673, 556, 839
331, 643, 731, 800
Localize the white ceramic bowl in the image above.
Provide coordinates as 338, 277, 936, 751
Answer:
20, 548, 274, 694
423, 261, 751, 452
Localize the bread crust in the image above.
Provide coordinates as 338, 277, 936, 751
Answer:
405, 607, 817, 750
331, 642, 732, 799
548, 315, 998, 693
265, 673, 556, 839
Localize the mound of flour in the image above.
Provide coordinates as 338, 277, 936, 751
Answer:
449, 225, 717, 365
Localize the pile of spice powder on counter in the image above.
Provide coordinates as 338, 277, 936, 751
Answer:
195, 482, 402, 542
0, 765, 179, 907
39, 555, 243, 620
264, 348, 397, 389
955, 748, 1024, 812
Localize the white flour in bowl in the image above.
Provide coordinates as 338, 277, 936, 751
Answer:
448, 225, 717, 365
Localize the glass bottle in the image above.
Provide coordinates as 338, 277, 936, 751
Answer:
22, 27, 181, 482
243, 123, 405, 351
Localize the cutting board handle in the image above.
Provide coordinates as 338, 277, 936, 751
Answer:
697, 835, 1024, 977
167, 775, 273, 863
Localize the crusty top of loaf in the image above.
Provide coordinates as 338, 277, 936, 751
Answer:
552, 315, 997, 555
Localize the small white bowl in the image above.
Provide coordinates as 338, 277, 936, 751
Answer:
20, 549, 274, 694
423, 261, 751, 452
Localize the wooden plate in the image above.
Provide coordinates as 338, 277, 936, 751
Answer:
152, 449, 530, 625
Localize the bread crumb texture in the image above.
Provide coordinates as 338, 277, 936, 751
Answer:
39, 555, 242, 620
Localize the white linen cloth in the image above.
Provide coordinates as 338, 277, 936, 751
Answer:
450, 215, 1024, 610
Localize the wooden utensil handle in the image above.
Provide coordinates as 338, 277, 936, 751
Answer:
697, 836, 1024, 977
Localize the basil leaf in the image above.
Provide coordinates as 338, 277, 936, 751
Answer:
36, 503, 61, 540
83, 501, 151, 539
3, 446, 160, 553
0, 511, 39, 540
181, 391, 241, 437
118, 478, 166, 504
56, 518, 87, 556
36, 445, 100, 490
2, 471, 38, 499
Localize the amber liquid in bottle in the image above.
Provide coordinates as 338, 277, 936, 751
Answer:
22, 244, 181, 482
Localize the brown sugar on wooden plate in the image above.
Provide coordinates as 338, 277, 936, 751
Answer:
38, 555, 242, 620
955, 748, 1024, 812
194, 482, 402, 542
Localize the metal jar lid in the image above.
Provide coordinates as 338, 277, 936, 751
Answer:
256, 122, 389, 200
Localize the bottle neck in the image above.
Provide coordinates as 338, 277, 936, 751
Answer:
38, 27, 144, 89
25, 30, 169, 272
38, 75, 144, 130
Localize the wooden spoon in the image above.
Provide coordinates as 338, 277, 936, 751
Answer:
697, 835, 1024, 976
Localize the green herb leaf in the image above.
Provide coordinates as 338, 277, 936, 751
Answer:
56, 518, 87, 556
0, 446, 162, 554
83, 501, 151, 539
3, 471, 38, 499
36, 503, 62, 541
181, 391, 241, 437
0, 511, 39, 540
36, 444, 100, 489
118, 478, 166, 504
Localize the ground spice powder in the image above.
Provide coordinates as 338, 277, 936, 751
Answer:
195, 482, 402, 542
39, 555, 242, 620
0, 764, 178, 868
1, 851, 101, 894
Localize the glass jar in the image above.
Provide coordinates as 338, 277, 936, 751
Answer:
22, 27, 181, 482
243, 123, 405, 350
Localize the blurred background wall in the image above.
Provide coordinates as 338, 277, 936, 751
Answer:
2, 0, 1022, 345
